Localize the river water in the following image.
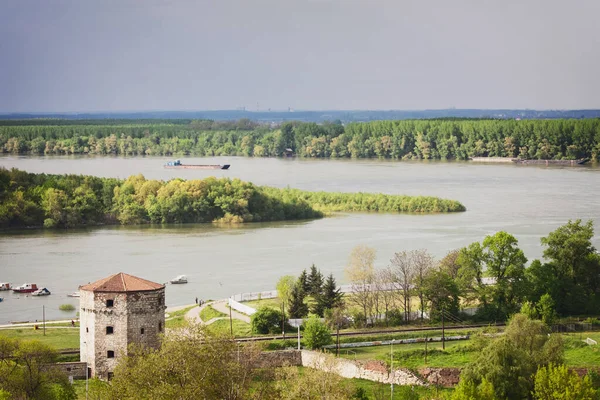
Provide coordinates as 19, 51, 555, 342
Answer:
0, 155, 599, 324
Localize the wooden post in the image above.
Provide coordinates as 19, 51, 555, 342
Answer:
43, 305, 46, 336
442, 306, 445, 350
229, 300, 233, 336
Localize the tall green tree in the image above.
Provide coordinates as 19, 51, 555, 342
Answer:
422, 269, 460, 322
534, 364, 596, 400
307, 264, 324, 297
313, 274, 343, 317
457, 231, 528, 320
288, 280, 309, 319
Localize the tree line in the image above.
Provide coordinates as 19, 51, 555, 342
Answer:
0, 168, 464, 229
341, 220, 600, 327
1, 118, 599, 160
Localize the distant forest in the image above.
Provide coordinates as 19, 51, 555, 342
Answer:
1, 118, 599, 160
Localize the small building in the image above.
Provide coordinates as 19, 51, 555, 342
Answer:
79, 272, 165, 380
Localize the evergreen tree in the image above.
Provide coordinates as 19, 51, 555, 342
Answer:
288, 280, 309, 318
313, 274, 343, 317
289, 281, 309, 318
307, 264, 324, 297
298, 269, 310, 293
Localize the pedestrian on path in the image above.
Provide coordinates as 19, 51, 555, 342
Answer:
195, 297, 198, 305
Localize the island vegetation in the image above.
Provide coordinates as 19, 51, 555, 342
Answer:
0, 168, 465, 229
1, 118, 599, 160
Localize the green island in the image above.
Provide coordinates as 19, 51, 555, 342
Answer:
1, 118, 600, 160
0, 168, 465, 229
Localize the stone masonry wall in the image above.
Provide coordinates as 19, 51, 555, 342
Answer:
50, 362, 88, 380
125, 289, 166, 350
91, 292, 128, 380
253, 350, 302, 368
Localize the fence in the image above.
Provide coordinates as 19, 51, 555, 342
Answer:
229, 290, 278, 302
228, 298, 257, 316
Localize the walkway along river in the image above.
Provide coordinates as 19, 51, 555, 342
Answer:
0, 156, 598, 324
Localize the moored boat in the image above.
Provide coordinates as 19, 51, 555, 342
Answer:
164, 160, 230, 170
13, 283, 38, 293
0, 297, 3, 302
32, 288, 51, 296
67, 292, 80, 298
170, 275, 188, 284
0, 282, 11, 291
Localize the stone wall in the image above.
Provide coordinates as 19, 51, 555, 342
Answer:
417, 367, 461, 387
253, 350, 302, 368
301, 350, 425, 386
126, 290, 166, 351
49, 362, 88, 380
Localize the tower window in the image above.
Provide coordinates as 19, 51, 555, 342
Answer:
108, 372, 114, 381
106, 299, 114, 307
86, 327, 89, 333
106, 326, 114, 335
107, 351, 115, 358
140, 328, 145, 334
158, 322, 162, 332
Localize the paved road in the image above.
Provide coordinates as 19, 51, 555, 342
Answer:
185, 300, 251, 325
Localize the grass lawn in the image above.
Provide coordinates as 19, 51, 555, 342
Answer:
200, 305, 227, 322
207, 319, 252, 337
352, 377, 452, 399
336, 339, 476, 369
241, 297, 281, 312
563, 332, 600, 367
165, 305, 195, 329
0, 327, 79, 349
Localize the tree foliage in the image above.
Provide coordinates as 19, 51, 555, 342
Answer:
251, 307, 285, 334
3, 118, 600, 161
0, 337, 75, 400
303, 315, 333, 350
534, 364, 597, 400
0, 168, 465, 229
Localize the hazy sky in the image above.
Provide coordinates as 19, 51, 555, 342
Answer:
1, 0, 599, 112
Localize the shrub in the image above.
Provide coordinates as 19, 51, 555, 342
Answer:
303, 315, 332, 350
251, 306, 284, 334
59, 304, 75, 312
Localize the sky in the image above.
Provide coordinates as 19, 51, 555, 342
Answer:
1, 0, 599, 112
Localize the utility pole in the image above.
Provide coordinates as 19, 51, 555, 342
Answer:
425, 335, 428, 364
390, 339, 394, 400
297, 324, 300, 350
229, 300, 233, 336
43, 305, 46, 336
441, 305, 445, 350
336, 324, 340, 357
281, 303, 285, 341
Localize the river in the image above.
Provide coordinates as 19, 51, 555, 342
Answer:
0, 155, 599, 324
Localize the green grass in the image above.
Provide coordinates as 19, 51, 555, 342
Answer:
0, 327, 79, 349
352, 378, 452, 399
165, 305, 195, 329
200, 305, 227, 322
207, 319, 252, 337
563, 332, 600, 367
241, 298, 282, 312
336, 340, 476, 369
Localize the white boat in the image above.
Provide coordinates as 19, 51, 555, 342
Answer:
32, 288, 51, 296
13, 283, 38, 293
0, 282, 11, 291
170, 275, 188, 284
67, 292, 80, 298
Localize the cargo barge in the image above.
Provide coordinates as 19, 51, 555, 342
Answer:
164, 160, 230, 170
471, 157, 589, 166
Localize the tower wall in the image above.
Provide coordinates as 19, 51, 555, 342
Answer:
126, 289, 166, 349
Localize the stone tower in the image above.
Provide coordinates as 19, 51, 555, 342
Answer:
79, 272, 165, 380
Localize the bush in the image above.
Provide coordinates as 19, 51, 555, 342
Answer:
251, 306, 285, 334
303, 315, 332, 350
59, 304, 75, 312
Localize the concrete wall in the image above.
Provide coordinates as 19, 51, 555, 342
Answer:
300, 350, 425, 386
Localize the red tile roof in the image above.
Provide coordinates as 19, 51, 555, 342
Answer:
80, 273, 164, 292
